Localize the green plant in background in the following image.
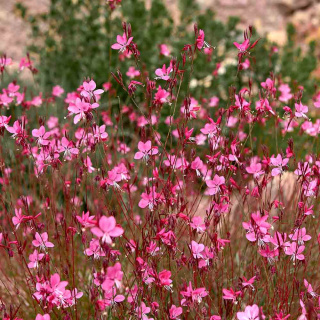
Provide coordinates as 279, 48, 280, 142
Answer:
15, 0, 317, 91
14, 0, 319, 156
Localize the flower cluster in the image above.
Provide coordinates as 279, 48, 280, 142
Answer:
0, 22, 320, 320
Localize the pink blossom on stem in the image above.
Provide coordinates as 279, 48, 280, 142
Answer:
285, 242, 305, 261
169, 305, 182, 319
237, 304, 265, 320
222, 287, 241, 303
28, 250, 45, 269
91, 216, 124, 244
52, 85, 64, 97
32, 232, 54, 250
190, 240, 205, 259
32, 126, 50, 146
81, 80, 104, 100
270, 154, 289, 176
155, 64, 172, 81
134, 140, 158, 162
246, 162, 264, 179
35, 315, 50, 320
205, 174, 225, 195
111, 33, 133, 53
295, 102, 308, 119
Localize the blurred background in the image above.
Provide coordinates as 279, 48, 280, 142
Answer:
0, 0, 319, 125
1, 0, 320, 60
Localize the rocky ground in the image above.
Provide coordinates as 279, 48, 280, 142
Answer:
1, 0, 320, 60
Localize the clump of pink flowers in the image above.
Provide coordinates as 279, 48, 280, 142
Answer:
0, 19, 320, 320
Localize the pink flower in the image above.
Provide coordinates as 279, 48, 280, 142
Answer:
304, 279, 318, 297
180, 282, 208, 305
285, 242, 305, 261
7, 120, 26, 141
294, 162, 311, 177
126, 66, 140, 78
169, 305, 182, 319
270, 154, 289, 176
261, 78, 276, 95
278, 84, 293, 103
32, 126, 50, 146
52, 85, 64, 97
237, 304, 265, 320
205, 175, 225, 195
111, 33, 133, 53
289, 228, 311, 245
159, 44, 171, 56
243, 212, 271, 244
268, 232, 290, 251
91, 216, 124, 244
81, 80, 104, 100
303, 279, 319, 298
135, 302, 153, 320
93, 124, 109, 142
241, 276, 256, 289
198, 247, 214, 268
76, 211, 96, 228
138, 187, 160, 210
158, 270, 172, 288
295, 102, 308, 119
28, 250, 45, 269
240, 58, 250, 70
32, 232, 54, 250
190, 240, 205, 259
314, 100, 320, 108
195, 29, 211, 50
209, 96, 219, 108
84, 156, 95, 173
68, 98, 98, 124
134, 140, 158, 161
222, 287, 241, 303
302, 178, 318, 197
47, 116, 58, 129
48, 273, 70, 305
19, 57, 32, 71
35, 315, 50, 320
31, 95, 43, 107
154, 86, 170, 105
146, 241, 160, 256
259, 245, 279, 263
191, 157, 204, 177
190, 216, 206, 233
180, 98, 200, 119
234, 94, 250, 111
102, 262, 123, 290
200, 118, 218, 138
298, 299, 307, 320
0, 92, 13, 106
155, 64, 172, 81
0, 115, 11, 129
58, 137, 79, 159
246, 162, 264, 179
100, 169, 122, 189
12, 208, 24, 229
233, 39, 250, 53
103, 287, 125, 306
0, 56, 12, 72
128, 80, 143, 95
85, 239, 105, 259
